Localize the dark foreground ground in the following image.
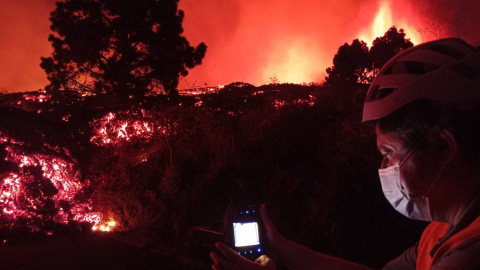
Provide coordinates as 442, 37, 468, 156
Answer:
0, 234, 189, 270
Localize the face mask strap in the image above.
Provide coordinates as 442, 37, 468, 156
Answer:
399, 136, 427, 167
422, 149, 454, 198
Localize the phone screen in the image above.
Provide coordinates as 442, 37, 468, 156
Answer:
233, 222, 260, 247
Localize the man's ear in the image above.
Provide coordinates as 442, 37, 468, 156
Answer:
427, 127, 457, 156
438, 129, 457, 160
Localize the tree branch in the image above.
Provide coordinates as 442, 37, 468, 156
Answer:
66, 76, 97, 93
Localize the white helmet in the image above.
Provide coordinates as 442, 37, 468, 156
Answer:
362, 38, 480, 122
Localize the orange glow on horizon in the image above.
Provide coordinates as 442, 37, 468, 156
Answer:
180, 0, 462, 88
0, 0, 478, 92
261, 38, 327, 84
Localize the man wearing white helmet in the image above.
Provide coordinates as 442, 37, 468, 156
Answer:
211, 38, 480, 270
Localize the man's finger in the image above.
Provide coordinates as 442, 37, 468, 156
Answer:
215, 242, 251, 266
254, 255, 269, 264
211, 251, 234, 270
259, 204, 276, 233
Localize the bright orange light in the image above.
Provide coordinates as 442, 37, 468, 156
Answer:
358, 0, 421, 46
262, 38, 325, 84
107, 220, 116, 227
95, 218, 116, 232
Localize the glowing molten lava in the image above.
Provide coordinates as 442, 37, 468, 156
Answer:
90, 110, 172, 146
0, 132, 103, 231
22, 90, 51, 103
274, 94, 316, 110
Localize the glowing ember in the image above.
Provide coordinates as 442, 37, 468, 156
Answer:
80, 91, 95, 97
178, 85, 222, 96
273, 94, 316, 109
251, 91, 265, 96
107, 219, 116, 227
73, 211, 103, 228
194, 98, 203, 107
92, 218, 117, 232
62, 114, 71, 122
274, 99, 287, 109
294, 95, 317, 107
22, 90, 51, 103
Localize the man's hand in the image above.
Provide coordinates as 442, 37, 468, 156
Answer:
211, 242, 276, 270
259, 204, 283, 249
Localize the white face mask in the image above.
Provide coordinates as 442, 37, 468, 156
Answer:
378, 138, 444, 221
379, 165, 432, 221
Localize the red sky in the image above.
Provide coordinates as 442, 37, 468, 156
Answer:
0, 0, 57, 93
1, 0, 479, 92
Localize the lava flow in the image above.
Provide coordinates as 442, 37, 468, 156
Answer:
0, 131, 106, 233
90, 109, 172, 146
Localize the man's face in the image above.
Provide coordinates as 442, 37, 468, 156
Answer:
375, 123, 438, 197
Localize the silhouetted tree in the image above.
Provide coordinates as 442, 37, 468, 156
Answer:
369, 26, 413, 72
325, 27, 415, 87
325, 39, 371, 86
41, 0, 207, 97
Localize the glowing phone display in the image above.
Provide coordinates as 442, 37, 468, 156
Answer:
233, 222, 260, 247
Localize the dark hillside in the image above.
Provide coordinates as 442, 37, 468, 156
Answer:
0, 84, 426, 268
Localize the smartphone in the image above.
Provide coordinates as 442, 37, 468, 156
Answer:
225, 205, 266, 260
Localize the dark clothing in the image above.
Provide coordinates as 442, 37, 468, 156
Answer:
383, 244, 418, 270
